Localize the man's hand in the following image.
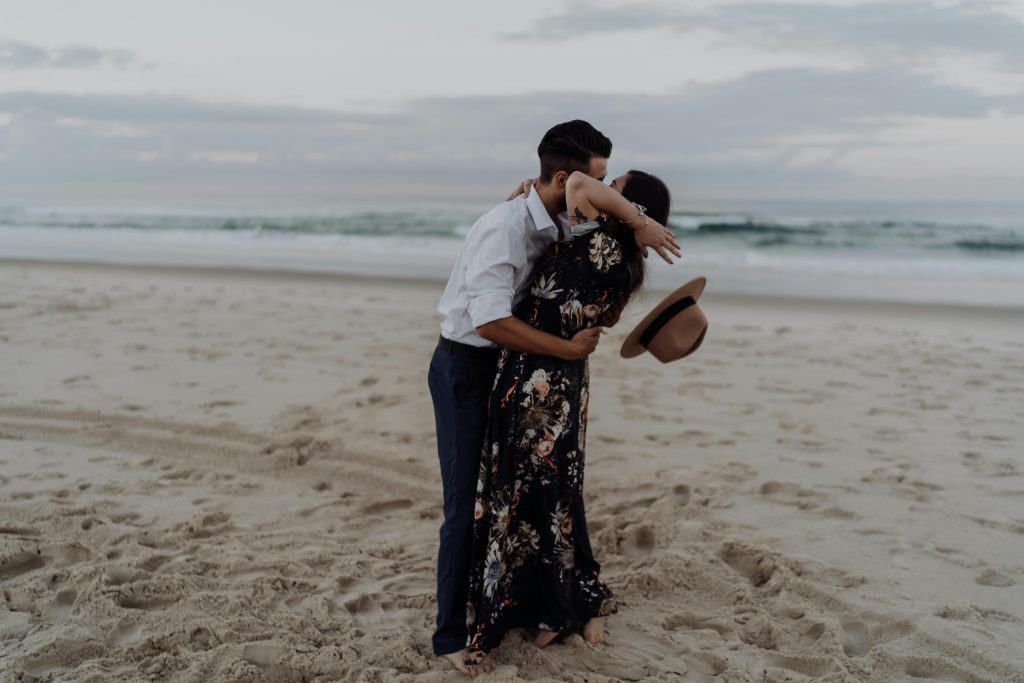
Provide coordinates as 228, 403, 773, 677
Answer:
506, 178, 538, 201
563, 326, 604, 360
634, 217, 682, 264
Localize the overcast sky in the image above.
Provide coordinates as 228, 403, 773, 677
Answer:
2, 0, 1024, 205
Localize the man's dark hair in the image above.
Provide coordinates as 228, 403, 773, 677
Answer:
537, 120, 612, 182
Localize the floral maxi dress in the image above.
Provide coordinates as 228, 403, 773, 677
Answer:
464, 219, 628, 663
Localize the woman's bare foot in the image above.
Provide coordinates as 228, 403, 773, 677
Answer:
582, 617, 605, 644
476, 653, 497, 673
442, 649, 497, 677
533, 629, 561, 648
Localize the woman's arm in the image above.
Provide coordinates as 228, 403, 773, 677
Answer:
566, 171, 681, 262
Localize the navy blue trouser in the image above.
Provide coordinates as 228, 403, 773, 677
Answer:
427, 341, 499, 656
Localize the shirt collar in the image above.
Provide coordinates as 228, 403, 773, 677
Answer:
525, 186, 557, 233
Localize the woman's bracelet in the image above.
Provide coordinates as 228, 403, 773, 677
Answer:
622, 202, 647, 225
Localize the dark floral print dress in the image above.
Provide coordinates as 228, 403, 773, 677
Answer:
464, 217, 628, 663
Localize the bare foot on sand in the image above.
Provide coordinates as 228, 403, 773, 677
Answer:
442, 649, 496, 677
583, 617, 605, 644
533, 628, 561, 648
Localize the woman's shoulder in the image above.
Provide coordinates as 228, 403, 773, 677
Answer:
567, 210, 612, 239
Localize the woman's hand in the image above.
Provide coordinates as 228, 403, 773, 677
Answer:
566, 171, 682, 264
506, 178, 538, 201
634, 217, 682, 263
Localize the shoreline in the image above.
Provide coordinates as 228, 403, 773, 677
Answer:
4, 217, 1024, 309
4, 257, 1024, 325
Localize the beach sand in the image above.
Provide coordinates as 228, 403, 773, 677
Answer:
1, 259, 1022, 682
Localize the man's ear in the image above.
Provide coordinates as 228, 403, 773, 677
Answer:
553, 170, 570, 190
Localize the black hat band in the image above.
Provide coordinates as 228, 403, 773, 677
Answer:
639, 296, 696, 348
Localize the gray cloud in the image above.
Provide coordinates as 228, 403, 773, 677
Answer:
0, 38, 141, 69
2, 91, 394, 125
509, 1, 1024, 67
1, 63, 1020, 199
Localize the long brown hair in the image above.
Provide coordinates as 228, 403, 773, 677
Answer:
603, 170, 672, 310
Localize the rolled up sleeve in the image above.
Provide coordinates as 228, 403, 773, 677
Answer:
465, 220, 526, 329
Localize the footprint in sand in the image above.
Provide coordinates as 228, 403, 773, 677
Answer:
200, 400, 242, 409
241, 643, 293, 681
661, 611, 733, 637
821, 506, 858, 520
39, 543, 91, 569
139, 554, 175, 572
360, 498, 414, 515
379, 572, 434, 595
107, 622, 142, 647
672, 483, 691, 506
975, 568, 1016, 587
961, 451, 1018, 477
774, 436, 828, 452
116, 592, 180, 611
340, 591, 419, 628
272, 583, 319, 616
621, 523, 657, 559
104, 564, 146, 587
44, 589, 77, 623
900, 656, 980, 681
263, 436, 329, 467
759, 480, 825, 511
763, 653, 835, 679
109, 510, 143, 525
718, 541, 776, 587
607, 495, 659, 516
840, 618, 870, 656
357, 394, 402, 408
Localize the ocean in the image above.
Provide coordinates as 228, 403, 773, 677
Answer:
2, 199, 1023, 307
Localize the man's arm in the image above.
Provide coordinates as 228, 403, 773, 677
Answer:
464, 220, 598, 359
478, 316, 601, 360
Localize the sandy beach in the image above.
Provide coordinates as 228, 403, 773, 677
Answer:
1, 258, 1022, 682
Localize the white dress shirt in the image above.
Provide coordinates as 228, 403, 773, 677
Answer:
438, 189, 568, 348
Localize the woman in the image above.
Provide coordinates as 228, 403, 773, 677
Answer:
464, 169, 672, 665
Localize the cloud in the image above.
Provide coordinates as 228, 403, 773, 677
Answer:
2, 91, 392, 125
1, 62, 1021, 200
509, 1, 1024, 68
0, 38, 142, 69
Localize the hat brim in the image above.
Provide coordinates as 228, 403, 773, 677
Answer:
620, 276, 707, 358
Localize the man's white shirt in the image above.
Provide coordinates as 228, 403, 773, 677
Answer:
438, 189, 568, 348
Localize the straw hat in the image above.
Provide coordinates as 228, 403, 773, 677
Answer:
620, 276, 708, 362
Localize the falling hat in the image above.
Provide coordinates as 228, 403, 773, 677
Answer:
620, 276, 708, 362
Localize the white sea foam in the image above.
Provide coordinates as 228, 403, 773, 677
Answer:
2, 200, 1022, 307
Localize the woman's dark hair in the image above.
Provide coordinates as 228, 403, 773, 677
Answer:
537, 120, 612, 182
602, 170, 672, 317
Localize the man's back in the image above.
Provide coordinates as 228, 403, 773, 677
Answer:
437, 192, 561, 347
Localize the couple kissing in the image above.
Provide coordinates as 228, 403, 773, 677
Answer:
428, 119, 686, 676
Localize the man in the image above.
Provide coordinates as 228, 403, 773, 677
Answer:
427, 120, 679, 677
